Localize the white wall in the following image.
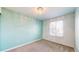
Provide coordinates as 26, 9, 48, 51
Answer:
75, 8, 79, 51
43, 13, 75, 48
0, 7, 1, 14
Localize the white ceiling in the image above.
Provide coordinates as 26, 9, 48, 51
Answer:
6, 7, 76, 20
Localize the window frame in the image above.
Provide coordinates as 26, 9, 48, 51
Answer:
49, 20, 64, 37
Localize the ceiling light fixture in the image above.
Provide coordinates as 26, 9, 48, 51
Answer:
34, 7, 46, 15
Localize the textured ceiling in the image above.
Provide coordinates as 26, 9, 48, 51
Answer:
6, 7, 76, 20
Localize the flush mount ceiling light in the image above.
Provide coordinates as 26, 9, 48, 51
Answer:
34, 7, 46, 15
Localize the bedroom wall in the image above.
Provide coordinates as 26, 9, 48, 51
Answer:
43, 13, 75, 48
0, 7, 1, 13
0, 8, 43, 51
0, 15, 1, 50
75, 8, 79, 51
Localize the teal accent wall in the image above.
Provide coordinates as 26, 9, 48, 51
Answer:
0, 14, 1, 51
0, 8, 43, 51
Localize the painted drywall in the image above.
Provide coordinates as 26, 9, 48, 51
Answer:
0, 7, 1, 13
75, 8, 79, 51
43, 13, 75, 48
0, 15, 1, 50
0, 8, 43, 51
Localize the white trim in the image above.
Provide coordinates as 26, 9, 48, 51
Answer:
1, 39, 41, 52
44, 39, 74, 48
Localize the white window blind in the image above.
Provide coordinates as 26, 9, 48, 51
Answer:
49, 20, 63, 37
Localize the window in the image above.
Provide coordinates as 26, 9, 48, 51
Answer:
49, 20, 63, 37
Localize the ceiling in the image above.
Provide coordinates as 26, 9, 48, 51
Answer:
5, 7, 76, 20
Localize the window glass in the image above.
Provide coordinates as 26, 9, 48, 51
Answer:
49, 20, 63, 37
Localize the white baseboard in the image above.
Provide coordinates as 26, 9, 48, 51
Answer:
44, 39, 74, 48
1, 39, 41, 52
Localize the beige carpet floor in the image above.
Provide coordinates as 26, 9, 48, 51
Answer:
8, 39, 74, 52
